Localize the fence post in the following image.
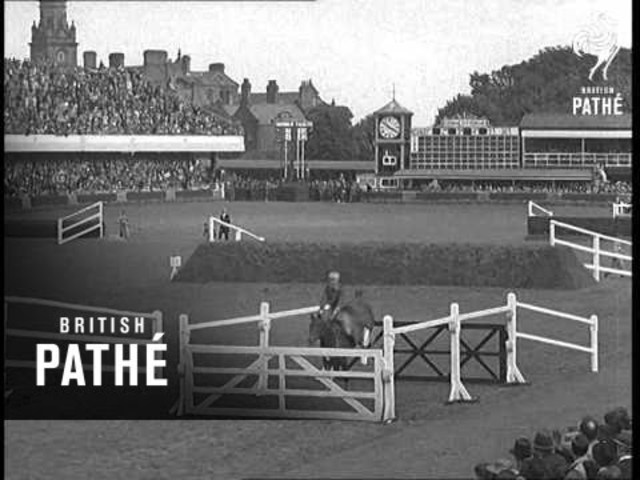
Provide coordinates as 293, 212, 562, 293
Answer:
257, 302, 271, 393
209, 217, 215, 243
99, 202, 104, 239
57, 218, 63, 245
593, 236, 601, 281
505, 292, 526, 384
549, 220, 556, 247
151, 310, 165, 380
590, 314, 598, 373
447, 303, 473, 403
176, 314, 191, 416
382, 315, 396, 423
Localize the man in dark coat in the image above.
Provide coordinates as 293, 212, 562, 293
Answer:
218, 208, 231, 241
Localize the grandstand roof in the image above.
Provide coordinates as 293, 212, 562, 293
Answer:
520, 113, 631, 130
393, 168, 593, 181
374, 99, 413, 115
216, 159, 374, 171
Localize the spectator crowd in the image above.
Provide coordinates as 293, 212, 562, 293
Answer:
4, 58, 242, 136
420, 179, 632, 196
4, 154, 215, 196
474, 407, 632, 479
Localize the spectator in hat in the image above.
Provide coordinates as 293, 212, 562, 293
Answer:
564, 434, 598, 479
579, 416, 600, 458
592, 439, 620, 478
529, 430, 568, 479
510, 437, 533, 472
319, 270, 344, 316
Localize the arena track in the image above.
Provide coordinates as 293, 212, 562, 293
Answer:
4, 201, 630, 479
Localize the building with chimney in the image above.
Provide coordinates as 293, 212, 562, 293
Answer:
30, 0, 78, 67
229, 79, 323, 154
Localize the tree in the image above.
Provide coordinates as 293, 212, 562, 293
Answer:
435, 46, 632, 125
305, 104, 355, 160
351, 114, 376, 162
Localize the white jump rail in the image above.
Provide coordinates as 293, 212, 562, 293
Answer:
208, 217, 265, 243
549, 219, 632, 281
58, 201, 104, 245
612, 201, 632, 218
505, 292, 598, 384
528, 201, 554, 217
175, 302, 391, 422
4, 296, 164, 378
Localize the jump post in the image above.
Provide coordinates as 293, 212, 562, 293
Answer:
527, 200, 554, 218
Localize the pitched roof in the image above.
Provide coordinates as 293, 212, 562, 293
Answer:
520, 113, 631, 130
187, 70, 238, 87
248, 102, 307, 125
374, 98, 413, 115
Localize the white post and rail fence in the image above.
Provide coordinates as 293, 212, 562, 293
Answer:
173, 292, 598, 423
57, 201, 104, 245
612, 201, 632, 219
527, 200, 554, 218
208, 217, 265, 243
549, 219, 632, 281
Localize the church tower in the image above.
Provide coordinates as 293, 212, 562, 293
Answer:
30, 0, 78, 67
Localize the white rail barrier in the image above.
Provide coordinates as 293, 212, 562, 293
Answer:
528, 201, 554, 217
549, 219, 632, 281
175, 303, 390, 422
612, 201, 632, 218
4, 296, 164, 383
208, 216, 265, 243
57, 201, 104, 245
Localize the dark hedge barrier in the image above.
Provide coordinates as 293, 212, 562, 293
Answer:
4, 198, 22, 209
488, 192, 548, 201
416, 192, 480, 201
30, 195, 68, 207
560, 193, 618, 202
77, 193, 117, 204
126, 191, 164, 202
527, 216, 632, 237
176, 190, 213, 200
4, 218, 103, 239
175, 241, 595, 290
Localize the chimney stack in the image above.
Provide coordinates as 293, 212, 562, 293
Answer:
108, 52, 125, 69
209, 63, 225, 74
241, 78, 251, 105
83, 51, 97, 69
266, 80, 279, 104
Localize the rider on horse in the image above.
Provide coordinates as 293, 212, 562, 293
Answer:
319, 270, 344, 316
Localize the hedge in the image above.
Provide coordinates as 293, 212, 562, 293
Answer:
77, 193, 117, 204
175, 241, 595, 290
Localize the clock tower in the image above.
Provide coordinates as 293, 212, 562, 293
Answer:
30, 0, 78, 68
373, 97, 413, 176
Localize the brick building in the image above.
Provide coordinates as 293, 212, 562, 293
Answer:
29, 0, 78, 68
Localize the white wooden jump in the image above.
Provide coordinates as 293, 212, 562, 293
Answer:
58, 201, 104, 245
4, 296, 164, 379
549, 219, 632, 281
612, 201, 632, 218
208, 216, 265, 243
528, 201, 554, 217
174, 293, 598, 423
174, 302, 393, 422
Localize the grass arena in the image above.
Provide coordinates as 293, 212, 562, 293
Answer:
4, 200, 632, 479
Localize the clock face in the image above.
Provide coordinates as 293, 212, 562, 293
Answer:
379, 116, 401, 139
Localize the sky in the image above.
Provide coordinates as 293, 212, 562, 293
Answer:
4, 0, 633, 125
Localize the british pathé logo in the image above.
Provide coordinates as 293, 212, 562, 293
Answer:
572, 13, 621, 82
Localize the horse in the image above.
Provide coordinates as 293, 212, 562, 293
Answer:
334, 290, 376, 350
308, 308, 355, 372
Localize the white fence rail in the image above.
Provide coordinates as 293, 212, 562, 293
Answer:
174, 293, 598, 422
58, 201, 104, 245
612, 201, 632, 218
208, 216, 265, 243
175, 302, 390, 422
549, 219, 632, 281
528, 201, 554, 217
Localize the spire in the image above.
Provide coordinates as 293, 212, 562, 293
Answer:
392, 83, 396, 101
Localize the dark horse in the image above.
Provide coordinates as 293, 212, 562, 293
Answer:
308, 308, 355, 371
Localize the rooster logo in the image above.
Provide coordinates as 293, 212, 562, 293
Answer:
572, 13, 621, 81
